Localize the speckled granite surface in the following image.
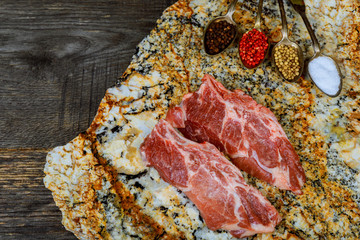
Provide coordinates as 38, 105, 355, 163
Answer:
44, 0, 360, 239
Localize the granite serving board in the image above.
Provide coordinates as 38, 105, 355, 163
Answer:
44, 0, 360, 239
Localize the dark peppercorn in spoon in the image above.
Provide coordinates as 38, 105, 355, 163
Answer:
203, 0, 238, 55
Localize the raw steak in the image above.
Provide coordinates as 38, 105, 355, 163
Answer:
166, 74, 306, 194
140, 119, 281, 238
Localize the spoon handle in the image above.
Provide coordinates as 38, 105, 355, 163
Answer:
254, 0, 264, 29
225, 0, 238, 19
298, 11, 321, 53
277, 0, 288, 38
289, 1, 321, 54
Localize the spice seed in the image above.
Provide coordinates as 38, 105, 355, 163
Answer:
274, 45, 301, 80
204, 20, 236, 55
239, 29, 268, 68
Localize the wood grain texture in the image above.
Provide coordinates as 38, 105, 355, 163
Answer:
0, 0, 176, 239
0, 0, 176, 148
0, 149, 76, 240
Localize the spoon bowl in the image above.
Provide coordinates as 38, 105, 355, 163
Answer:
272, 38, 304, 82
239, 0, 270, 69
239, 28, 270, 69
203, 0, 238, 56
289, 0, 343, 97
307, 53, 343, 97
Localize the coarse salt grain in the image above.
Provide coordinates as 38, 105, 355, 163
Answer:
308, 56, 341, 96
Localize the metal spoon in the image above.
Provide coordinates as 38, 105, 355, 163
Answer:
203, 0, 238, 56
239, 0, 270, 69
289, 0, 342, 97
271, 0, 304, 82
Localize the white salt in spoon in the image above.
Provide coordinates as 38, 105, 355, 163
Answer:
289, 0, 343, 97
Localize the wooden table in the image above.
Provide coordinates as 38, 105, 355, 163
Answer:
0, 1, 176, 239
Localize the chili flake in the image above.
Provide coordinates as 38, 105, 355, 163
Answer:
239, 29, 268, 68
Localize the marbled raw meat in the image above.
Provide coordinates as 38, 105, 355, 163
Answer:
166, 75, 306, 194
140, 119, 281, 238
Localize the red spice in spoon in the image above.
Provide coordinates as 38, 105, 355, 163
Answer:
239, 29, 269, 68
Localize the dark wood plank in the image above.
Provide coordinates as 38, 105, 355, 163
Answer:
0, 0, 177, 148
0, 1, 177, 239
0, 149, 76, 239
